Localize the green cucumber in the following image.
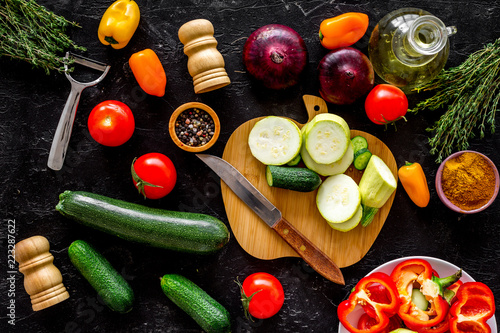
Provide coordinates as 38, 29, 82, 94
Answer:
266, 165, 322, 192
411, 288, 429, 311
351, 135, 368, 153
56, 191, 230, 254
358, 156, 397, 226
161, 274, 231, 333
248, 116, 302, 165
68, 240, 134, 313
353, 148, 372, 170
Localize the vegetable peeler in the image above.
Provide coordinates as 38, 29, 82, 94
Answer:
47, 52, 110, 171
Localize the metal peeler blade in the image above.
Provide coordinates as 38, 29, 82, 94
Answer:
47, 52, 110, 171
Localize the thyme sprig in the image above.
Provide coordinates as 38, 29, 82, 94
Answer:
409, 38, 500, 163
0, 0, 86, 74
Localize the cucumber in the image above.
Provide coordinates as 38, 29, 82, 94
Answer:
286, 153, 302, 166
304, 113, 350, 164
358, 155, 397, 226
248, 116, 302, 165
160, 274, 231, 333
327, 204, 362, 232
301, 127, 354, 177
266, 165, 322, 192
56, 191, 230, 254
353, 148, 372, 170
68, 240, 134, 313
411, 288, 429, 311
316, 174, 361, 224
351, 135, 368, 153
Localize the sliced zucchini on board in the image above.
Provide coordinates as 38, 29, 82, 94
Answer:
248, 116, 302, 165
327, 204, 362, 232
301, 140, 354, 177
266, 165, 322, 192
286, 153, 302, 166
304, 113, 350, 165
316, 174, 361, 224
358, 155, 397, 226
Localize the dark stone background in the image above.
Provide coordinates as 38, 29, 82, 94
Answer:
1, 0, 499, 332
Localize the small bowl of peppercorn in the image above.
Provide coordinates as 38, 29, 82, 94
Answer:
435, 150, 499, 214
169, 102, 220, 152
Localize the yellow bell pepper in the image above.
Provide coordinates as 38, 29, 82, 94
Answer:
98, 0, 140, 49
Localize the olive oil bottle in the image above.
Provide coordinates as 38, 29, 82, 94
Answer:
368, 8, 457, 93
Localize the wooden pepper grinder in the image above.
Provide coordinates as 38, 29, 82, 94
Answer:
178, 19, 231, 94
15, 236, 70, 311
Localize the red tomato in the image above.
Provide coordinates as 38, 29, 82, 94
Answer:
365, 84, 408, 125
88, 100, 135, 146
240, 272, 284, 319
131, 153, 177, 199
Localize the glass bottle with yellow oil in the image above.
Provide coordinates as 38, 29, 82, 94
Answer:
368, 8, 457, 93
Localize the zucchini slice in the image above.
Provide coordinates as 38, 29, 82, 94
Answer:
327, 204, 363, 232
248, 116, 302, 165
316, 174, 361, 224
351, 135, 369, 153
301, 140, 354, 177
304, 114, 350, 164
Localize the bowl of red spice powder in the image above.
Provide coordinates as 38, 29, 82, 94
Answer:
435, 150, 499, 214
169, 102, 220, 152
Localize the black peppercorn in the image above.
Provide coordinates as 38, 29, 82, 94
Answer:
174, 108, 215, 147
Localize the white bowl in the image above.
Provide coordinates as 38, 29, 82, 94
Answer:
338, 256, 497, 333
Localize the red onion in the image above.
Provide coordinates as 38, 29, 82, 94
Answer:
243, 24, 308, 90
318, 47, 374, 105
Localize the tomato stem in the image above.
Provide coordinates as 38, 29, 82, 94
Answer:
235, 277, 261, 322
131, 157, 163, 199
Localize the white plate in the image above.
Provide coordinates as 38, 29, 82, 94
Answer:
338, 256, 497, 333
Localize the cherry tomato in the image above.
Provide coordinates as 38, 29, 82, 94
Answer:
131, 153, 177, 199
239, 272, 284, 320
365, 84, 408, 125
88, 100, 135, 147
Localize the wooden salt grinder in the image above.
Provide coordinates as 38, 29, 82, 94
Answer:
178, 19, 231, 94
15, 235, 70, 311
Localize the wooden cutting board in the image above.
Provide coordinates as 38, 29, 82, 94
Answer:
221, 95, 398, 268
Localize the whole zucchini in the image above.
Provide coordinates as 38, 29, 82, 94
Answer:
68, 240, 134, 313
160, 274, 231, 333
56, 191, 230, 254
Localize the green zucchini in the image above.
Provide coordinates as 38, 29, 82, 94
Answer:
161, 274, 231, 333
68, 240, 134, 313
286, 153, 302, 166
353, 148, 372, 170
266, 165, 322, 192
56, 191, 230, 254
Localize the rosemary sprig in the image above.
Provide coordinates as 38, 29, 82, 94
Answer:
409, 38, 500, 163
0, 0, 86, 74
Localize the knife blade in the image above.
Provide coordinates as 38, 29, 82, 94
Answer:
196, 154, 345, 285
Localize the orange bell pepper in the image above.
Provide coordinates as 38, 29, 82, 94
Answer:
129, 49, 167, 97
319, 12, 369, 49
398, 161, 430, 207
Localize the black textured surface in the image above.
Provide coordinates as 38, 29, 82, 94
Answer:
1, 1, 499, 332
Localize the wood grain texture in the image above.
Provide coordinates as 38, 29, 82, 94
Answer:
221, 96, 398, 268
273, 217, 344, 285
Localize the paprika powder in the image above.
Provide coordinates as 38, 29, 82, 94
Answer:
441, 152, 496, 210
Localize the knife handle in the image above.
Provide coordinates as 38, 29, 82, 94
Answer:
273, 217, 345, 285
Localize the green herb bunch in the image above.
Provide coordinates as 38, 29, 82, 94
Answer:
0, 0, 86, 74
409, 38, 500, 163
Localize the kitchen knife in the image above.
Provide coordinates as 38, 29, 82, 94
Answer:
196, 154, 345, 285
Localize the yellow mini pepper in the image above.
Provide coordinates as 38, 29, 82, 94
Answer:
398, 162, 430, 208
98, 0, 140, 49
319, 12, 369, 50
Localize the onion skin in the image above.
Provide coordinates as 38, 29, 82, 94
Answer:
318, 47, 374, 105
243, 24, 308, 90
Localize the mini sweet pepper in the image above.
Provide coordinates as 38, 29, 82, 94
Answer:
338, 272, 400, 333
129, 49, 167, 97
449, 282, 495, 333
319, 12, 369, 49
98, 0, 140, 49
390, 258, 462, 331
398, 162, 430, 208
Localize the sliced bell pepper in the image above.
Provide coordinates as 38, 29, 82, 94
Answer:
390, 259, 462, 330
357, 313, 403, 333
98, 0, 140, 49
338, 272, 400, 333
129, 49, 167, 97
449, 282, 495, 333
398, 162, 430, 208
